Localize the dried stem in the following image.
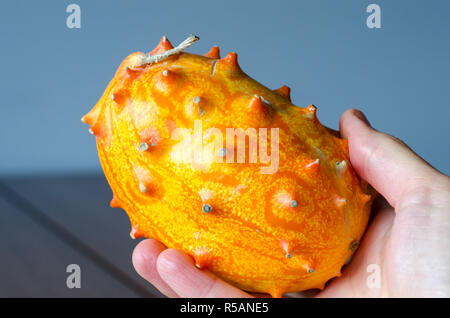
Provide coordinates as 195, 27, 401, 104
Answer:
135, 35, 200, 67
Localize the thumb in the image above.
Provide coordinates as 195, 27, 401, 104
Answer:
339, 108, 443, 209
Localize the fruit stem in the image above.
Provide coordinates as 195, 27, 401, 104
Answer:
136, 35, 200, 66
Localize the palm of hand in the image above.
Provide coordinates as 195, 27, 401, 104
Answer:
322, 193, 448, 297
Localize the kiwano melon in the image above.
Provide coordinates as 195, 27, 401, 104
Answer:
82, 35, 374, 297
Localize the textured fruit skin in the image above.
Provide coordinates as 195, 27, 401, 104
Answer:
83, 37, 374, 297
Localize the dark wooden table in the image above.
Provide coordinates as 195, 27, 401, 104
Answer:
0, 174, 163, 297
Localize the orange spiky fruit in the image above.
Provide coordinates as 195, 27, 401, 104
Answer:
82, 35, 374, 297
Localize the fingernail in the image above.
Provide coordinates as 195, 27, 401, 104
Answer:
353, 109, 371, 127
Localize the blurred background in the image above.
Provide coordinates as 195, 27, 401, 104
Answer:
0, 0, 448, 297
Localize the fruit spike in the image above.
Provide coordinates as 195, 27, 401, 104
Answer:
275, 190, 299, 210
83, 35, 374, 296
88, 124, 102, 137
139, 142, 150, 152
130, 224, 144, 240
139, 128, 160, 148
125, 66, 142, 79
134, 166, 154, 195
305, 158, 320, 170
274, 85, 291, 102
300, 259, 316, 274
139, 181, 148, 194
248, 95, 266, 112
110, 195, 121, 208
280, 238, 294, 258
335, 160, 348, 174
349, 239, 360, 252
149, 35, 173, 56
193, 96, 201, 104
304, 104, 317, 119
193, 247, 212, 269
154, 68, 176, 93
202, 203, 213, 213
269, 290, 284, 298
215, 52, 242, 73
334, 196, 348, 207
110, 90, 129, 108
361, 193, 372, 204
204, 46, 220, 59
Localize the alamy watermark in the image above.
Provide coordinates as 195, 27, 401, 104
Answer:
66, 4, 81, 29
366, 4, 381, 29
170, 120, 280, 174
366, 263, 382, 289
66, 264, 81, 288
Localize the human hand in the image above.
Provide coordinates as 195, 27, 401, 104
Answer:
132, 109, 450, 298
319, 109, 449, 297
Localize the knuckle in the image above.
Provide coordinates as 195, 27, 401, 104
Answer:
397, 184, 433, 211
397, 175, 450, 212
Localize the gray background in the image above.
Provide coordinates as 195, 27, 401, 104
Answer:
1, 0, 449, 176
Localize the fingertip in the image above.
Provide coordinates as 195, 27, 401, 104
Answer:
156, 249, 201, 297
132, 239, 166, 273
352, 109, 371, 126
339, 108, 372, 139
132, 240, 179, 297
156, 248, 193, 277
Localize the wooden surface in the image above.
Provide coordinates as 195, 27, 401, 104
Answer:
0, 174, 163, 297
